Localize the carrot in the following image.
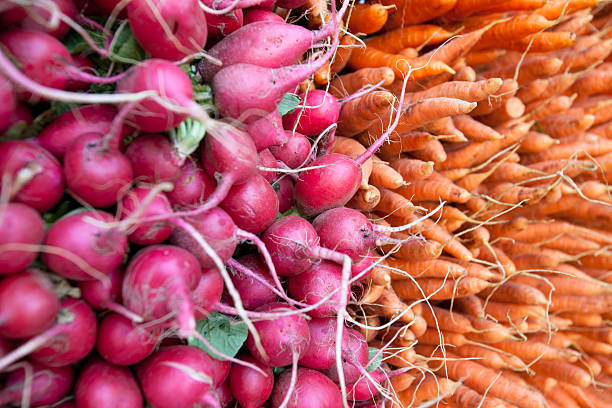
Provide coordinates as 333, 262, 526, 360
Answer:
481, 56, 563, 85
516, 79, 549, 103
552, 10, 594, 32
368, 287, 416, 324
410, 139, 448, 163
387, 258, 468, 281
465, 49, 507, 66
389, 158, 434, 181
382, 0, 457, 29
532, 360, 592, 387
545, 386, 582, 408
378, 325, 416, 347
479, 96, 525, 126
374, 187, 417, 218
465, 318, 520, 344
346, 3, 389, 35
354, 314, 380, 342
360, 282, 385, 304
485, 162, 539, 183
366, 24, 456, 54
313, 61, 331, 86
561, 382, 611, 408
479, 281, 548, 306
367, 131, 434, 159
397, 47, 419, 58
469, 78, 519, 116
442, 0, 508, 19
579, 252, 612, 270
330, 136, 372, 189
397, 176, 471, 203
560, 38, 612, 73
486, 182, 550, 204
507, 31, 578, 52
389, 372, 416, 393
538, 71, 581, 100
537, 114, 596, 139
455, 344, 512, 370
574, 329, 612, 346
417, 327, 468, 346
453, 65, 476, 82
570, 67, 612, 98
518, 131, 558, 153
592, 354, 612, 375
452, 385, 508, 408
421, 117, 467, 142
495, 340, 580, 362
450, 114, 501, 142
536, 0, 598, 20
368, 339, 417, 368
591, 121, 612, 139
398, 374, 458, 406
369, 156, 404, 190
454, 294, 485, 319
402, 78, 503, 105
329, 67, 395, 98
558, 312, 604, 327
346, 185, 381, 211
392, 277, 491, 300
329, 35, 356, 78
421, 305, 475, 333
482, 0, 546, 12
475, 14, 553, 48
566, 333, 612, 355
549, 294, 612, 313
483, 300, 546, 321
337, 91, 395, 137
525, 95, 575, 121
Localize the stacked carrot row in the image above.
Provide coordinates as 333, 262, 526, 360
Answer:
306, 0, 612, 406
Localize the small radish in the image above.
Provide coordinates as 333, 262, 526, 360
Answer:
229, 353, 274, 408
271, 367, 343, 408
247, 109, 287, 149
166, 160, 216, 208
0, 269, 59, 339
230, 254, 278, 310
215, 380, 235, 408
90, 0, 124, 15
0, 361, 74, 407
243, 8, 285, 23
351, 250, 374, 280
0, 73, 15, 132
43, 210, 128, 281
125, 134, 185, 183
273, 176, 295, 213
257, 148, 278, 182
1, 102, 31, 133
193, 267, 224, 319
119, 187, 174, 245
206, 9, 244, 44
299, 317, 348, 370
211, 358, 232, 387
19, 0, 78, 39
96, 313, 160, 366
347, 370, 385, 401
323, 328, 369, 384
0, 140, 64, 212
283, 90, 340, 137
127, 0, 208, 61
63, 132, 133, 207
65, 53, 96, 92
0, 203, 45, 275
269, 130, 311, 168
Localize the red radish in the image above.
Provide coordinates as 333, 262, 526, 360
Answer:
283, 90, 340, 137
75, 357, 143, 408
0, 337, 13, 357
127, 0, 208, 61
0, 140, 64, 212
0, 29, 73, 100
125, 134, 185, 183
193, 267, 224, 319
273, 176, 295, 213
0, 5, 27, 25
65, 54, 95, 91
0, 361, 74, 407
206, 9, 244, 43
43, 210, 127, 281
323, 328, 369, 384
1, 102, 32, 133
243, 7, 285, 23
221, 173, 279, 234
63, 132, 133, 207
116, 59, 194, 133
137, 345, 218, 408
211, 358, 232, 387
0, 269, 59, 339
299, 317, 348, 370
347, 370, 385, 401
20, 0, 78, 39
351, 250, 374, 280
257, 148, 278, 182
215, 380, 235, 408
287, 261, 349, 318
269, 130, 311, 169
166, 160, 216, 208
229, 353, 274, 408
245, 302, 310, 367
96, 313, 159, 366
275, 0, 309, 7
35, 105, 122, 159
0, 73, 15, 132
91, 0, 124, 15
122, 245, 202, 337
79, 267, 143, 322
119, 187, 174, 245
0, 203, 45, 275
230, 254, 278, 310
313, 207, 376, 261
247, 109, 287, 150
271, 367, 343, 408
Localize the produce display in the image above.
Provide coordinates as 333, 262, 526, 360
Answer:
0, 0, 611, 407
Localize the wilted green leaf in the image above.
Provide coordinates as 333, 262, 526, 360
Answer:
109, 24, 145, 64
277, 93, 301, 116
366, 347, 382, 372
188, 312, 248, 360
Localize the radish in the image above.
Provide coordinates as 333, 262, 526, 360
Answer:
96, 313, 160, 366
127, 0, 208, 61
245, 302, 310, 367
0, 29, 72, 99
125, 134, 185, 182
193, 267, 224, 319
119, 187, 174, 245
1, 102, 31, 133
90, 0, 124, 15
269, 130, 311, 169
75, 357, 143, 408
0, 361, 74, 407
0, 73, 15, 132
299, 317, 348, 370
230, 254, 278, 310
283, 90, 340, 137
166, 160, 216, 208
347, 370, 385, 401
137, 345, 218, 408
215, 379, 235, 408
229, 353, 274, 408
0, 298, 97, 370
0, 4, 27, 25
0, 269, 59, 339
271, 367, 343, 408
19, 0, 78, 39
257, 148, 277, 182
351, 250, 374, 280
247, 109, 287, 149
243, 7, 285, 23
211, 357, 232, 388
0, 140, 64, 212
35, 105, 123, 159
0, 203, 45, 275
323, 328, 369, 384
206, 9, 244, 43
43, 210, 128, 281
65, 53, 95, 92
63, 132, 133, 207
122, 245, 202, 337
273, 176, 295, 213
220, 173, 279, 234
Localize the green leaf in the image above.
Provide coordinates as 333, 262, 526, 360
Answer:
277, 93, 301, 116
188, 312, 248, 360
273, 366, 288, 376
109, 24, 145, 64
366, 347, 382, 372
275, 206, 301, 220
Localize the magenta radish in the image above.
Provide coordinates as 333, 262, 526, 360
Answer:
269, 130, 311, 169
119, 187, 174, 245
0, 337, 13, 357
122, 245, 202, 337
63, 132, 133, 207
245, 302, 310, 366
0, 5, 27, 25
96, 313, 160, 366
271, 367, 343, 408
211, 358, 232, 387
220, 173, 279, 234
0, 203, 45, 275
43, 210, 127, 281
299, 317, 348, 370
215, 380, 235, 408
35, 104, 123, 159
257, 148, 277, 182
19, 0, 78, 39
0, 140, 64, 211
90, 0, 124, 14
127, 0, 208, 61
166, 160, 216, 208
206, 9, 244, 43
323, 328, 369, 384
347, 370, 385, 401
1, 102, 31, 133
0, 73, 15, 132
351, 250, 374, 280
229, 353, 274, 408
0, 269, 59, 339
137, 345, 217, 408
283, 90, 340, 137
193, 267, 224, 319
65, 53, 95, 92
243, 7, 285, 23
116, 59, 194, 132
230, 254, 278, 310
0, 361, 74, 407
247, 109, 287, 149
75, 357, 143, 408
274, 176, 295, 213
125, 134, 185, 183
287, 261, 349, 318
0, 29, 73, 99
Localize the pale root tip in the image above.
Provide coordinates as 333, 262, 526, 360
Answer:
466, 102, 478, 113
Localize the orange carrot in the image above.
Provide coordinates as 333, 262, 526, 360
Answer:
549, 294, 612, 313
559, 382, 611, 408
525, 95, 575, 121
420, 305, 474, 333
397, 47, 419, 58
346, 3, 389, 35
479, 281, 548, 305
370, 156, 405, 189
417, 327, 468, 346
485, 162, 539, 183
570, 67, 612, 98
532, 360, 592, 387
368, 287, 416, 324
558, 312, 604, 327
329, 35, 356, 78
354, 314, 380, 342
538, 71, 581, 100
465, 48, 507, 66
479, 96, 525, 126
454, 295, 485, 319
481, 56, 563, 85
389, 372, 416, 393
347, 185, 381, 211
398, 374, 458, 406
495, 340, 579, 362
483, 0, 546, 12
386, 258, 467, 279
537, 114, 595, 139
508, 31, 577, 52
313, 61, 331, 86
382, 0, 457, 29
456, 344, 511, 369
536, 0, 597, 20
410, 139, 448, 163
397, 176, 471, 203
368, 131, 434, 159
366, 24, 456, 53
337, 91, 395, 137
374, 187, 417, 218
452, 114, 502, 141
453, 65, 476, 82
330, 136, 372, 188
560, 38, 612, 73
484, 300, 546, 321
516, 79, 549, 103
518, 131, 558, 153
392, 277, 490, 300
422, 117, 467, 142
566, 333, 612, 355
469, 78, 519, 116
390, 158, 434, 181
378, 324, 416, 347
329, 67, 395, 98
475, 14, 552, 48
382, 234, 443, 260
402, 78, 503, 105
452, 385, 508, 408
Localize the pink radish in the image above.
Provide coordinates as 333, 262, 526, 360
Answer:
0, 102, 31, 133
125, 133, 185, 182
119, 187, 174, 245
247, 109, 287, 149
193, 267, 224, 319
206, 9, 244, 43
0, 73, 15, 132
347, 370, 385, 401
273, 176, 295, 213
0, 203, 45, 275
299, 317, 348, 370
19, 0, 78, 39
229, 353, 274, 408
96, 313, 160, 366
0, 361, 74, 407
243, 7, 285, 23
323, 328, 369, 384
65, 54, 95, 91
283, 90, 340, 137
269, 130, 311, 168
257, 148, 278, 182
230, 254, 278, 310
75, 357, 143, 407
271, 367, 343, 408
215, 380, 235, 408
166, 160, 216, 208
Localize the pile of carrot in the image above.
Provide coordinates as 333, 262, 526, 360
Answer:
305, 0, 612, 406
